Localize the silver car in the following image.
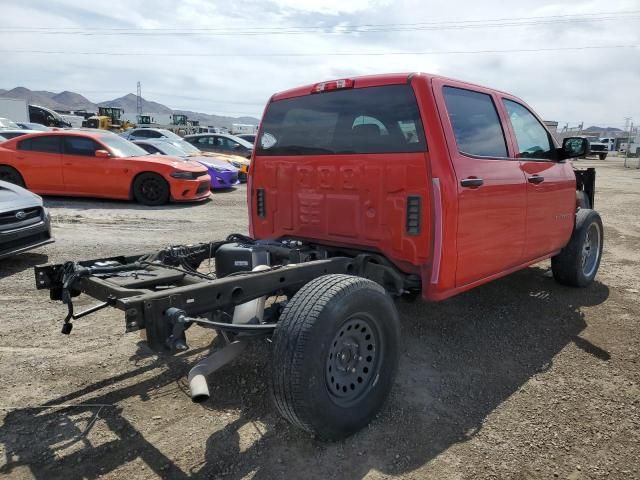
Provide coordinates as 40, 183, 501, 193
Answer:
120, 128, 182, 141
0, 180, 54, 260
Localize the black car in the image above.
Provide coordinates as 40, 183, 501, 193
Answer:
0, 180, 54, 260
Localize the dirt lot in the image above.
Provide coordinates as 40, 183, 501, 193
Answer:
1, 156, 639, 480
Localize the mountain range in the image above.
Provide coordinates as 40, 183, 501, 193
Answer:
0, 87, 259, 128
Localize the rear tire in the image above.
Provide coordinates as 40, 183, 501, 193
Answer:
0, 166, 25, 188
133, 173, 169, 206
598, 153, 607, 160
271, 274, 400, 440
552, 209, 603, 287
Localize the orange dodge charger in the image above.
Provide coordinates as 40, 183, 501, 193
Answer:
0, 131, 211, 205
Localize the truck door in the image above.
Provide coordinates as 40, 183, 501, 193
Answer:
499, 98, 575, 259
435, 81, 527, 287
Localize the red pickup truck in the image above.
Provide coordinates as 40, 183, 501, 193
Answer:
36, 73, 602, 441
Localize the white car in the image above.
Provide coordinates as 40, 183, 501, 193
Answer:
120, 128, 182, 141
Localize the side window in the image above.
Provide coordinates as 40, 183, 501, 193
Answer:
146, 130, 162, 139
63, 136, 102, 156
18, 135, 60, 153
503, 99, 554, 160
443, 86, 508, 158
134, 130, 150, 138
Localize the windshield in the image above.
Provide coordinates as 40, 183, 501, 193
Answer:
227, 135, 253, 149
256, 84, 426, 156
169, 139, 201, 154
153, 141, 187, 156
158, 129, 182, 141
99, 134, 150, 157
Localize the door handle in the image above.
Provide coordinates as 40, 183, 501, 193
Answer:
528, 175, 544, 184
460, 178, 483, 188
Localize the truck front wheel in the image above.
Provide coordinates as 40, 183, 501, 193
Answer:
270, 274, 400, 440
552, 209, 603, 287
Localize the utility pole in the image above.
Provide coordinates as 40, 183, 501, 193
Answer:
136, 81, 142, 116
624, 117, 632, 168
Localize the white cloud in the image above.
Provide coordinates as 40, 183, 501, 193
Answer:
1, 0, 639, 126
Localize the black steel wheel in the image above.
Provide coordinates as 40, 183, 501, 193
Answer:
0, 166, 25, 187
325, 316, 381, 406
552, 209, 603, 287
133, 172, 169, 206
271, 274, 400, 440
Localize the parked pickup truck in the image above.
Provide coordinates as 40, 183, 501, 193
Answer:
34, 73, 602, 441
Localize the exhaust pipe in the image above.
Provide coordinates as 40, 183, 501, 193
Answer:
188, 340, 247, 403
188, 264, 270, 403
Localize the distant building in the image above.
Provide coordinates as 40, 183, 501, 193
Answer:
543, 120, 558, 133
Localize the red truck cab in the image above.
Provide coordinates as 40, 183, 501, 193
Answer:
250, 72, 601, 300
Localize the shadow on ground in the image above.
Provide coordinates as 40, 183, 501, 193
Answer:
0, 252, 48, 281
42, 195, 213, 212
0, 266, 610, 479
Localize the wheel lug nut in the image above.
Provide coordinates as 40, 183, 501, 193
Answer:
358, 356, 363, 361
351, 368, 356, 373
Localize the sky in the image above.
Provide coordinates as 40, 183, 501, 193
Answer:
1, 0, 639, 127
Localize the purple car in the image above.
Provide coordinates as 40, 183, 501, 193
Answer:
133, 139, 239, 190
195, 157, 239, 189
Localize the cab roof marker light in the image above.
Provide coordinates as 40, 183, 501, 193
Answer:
311, 79, 355, 93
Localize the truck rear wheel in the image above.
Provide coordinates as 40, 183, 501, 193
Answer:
271, 274, 400, 440
552, 209, 603, 287
598, 153, 607, 160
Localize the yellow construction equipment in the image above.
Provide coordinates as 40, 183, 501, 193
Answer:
82, 107, 135, 131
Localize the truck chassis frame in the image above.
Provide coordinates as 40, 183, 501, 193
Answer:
34, 235, 417, 405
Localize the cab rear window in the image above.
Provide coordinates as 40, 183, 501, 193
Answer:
257, 85, 426, 156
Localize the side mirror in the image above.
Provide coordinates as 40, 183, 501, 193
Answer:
95, 149, 111, 158
561, 137, 589, 159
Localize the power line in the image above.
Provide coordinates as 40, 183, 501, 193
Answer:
0, 10, 638, 36
1, 10, 637, 31
2, 17, 638, 36
1, 45, 636, 57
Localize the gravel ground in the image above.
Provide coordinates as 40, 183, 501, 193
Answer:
0, 156, 638, 479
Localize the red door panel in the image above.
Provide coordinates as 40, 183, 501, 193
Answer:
497, 96, 577, 259
16, 151, 64, 192
454, 160, 527, 285
520, 161, 575, 258
432, 78, 527, 287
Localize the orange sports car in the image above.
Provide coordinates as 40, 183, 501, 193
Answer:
0, 130, 211, 205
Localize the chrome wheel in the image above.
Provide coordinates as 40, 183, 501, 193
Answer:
581, 222, 601, 278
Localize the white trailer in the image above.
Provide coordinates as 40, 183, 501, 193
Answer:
0, 98, 29, 123
231, 123, 257, 135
